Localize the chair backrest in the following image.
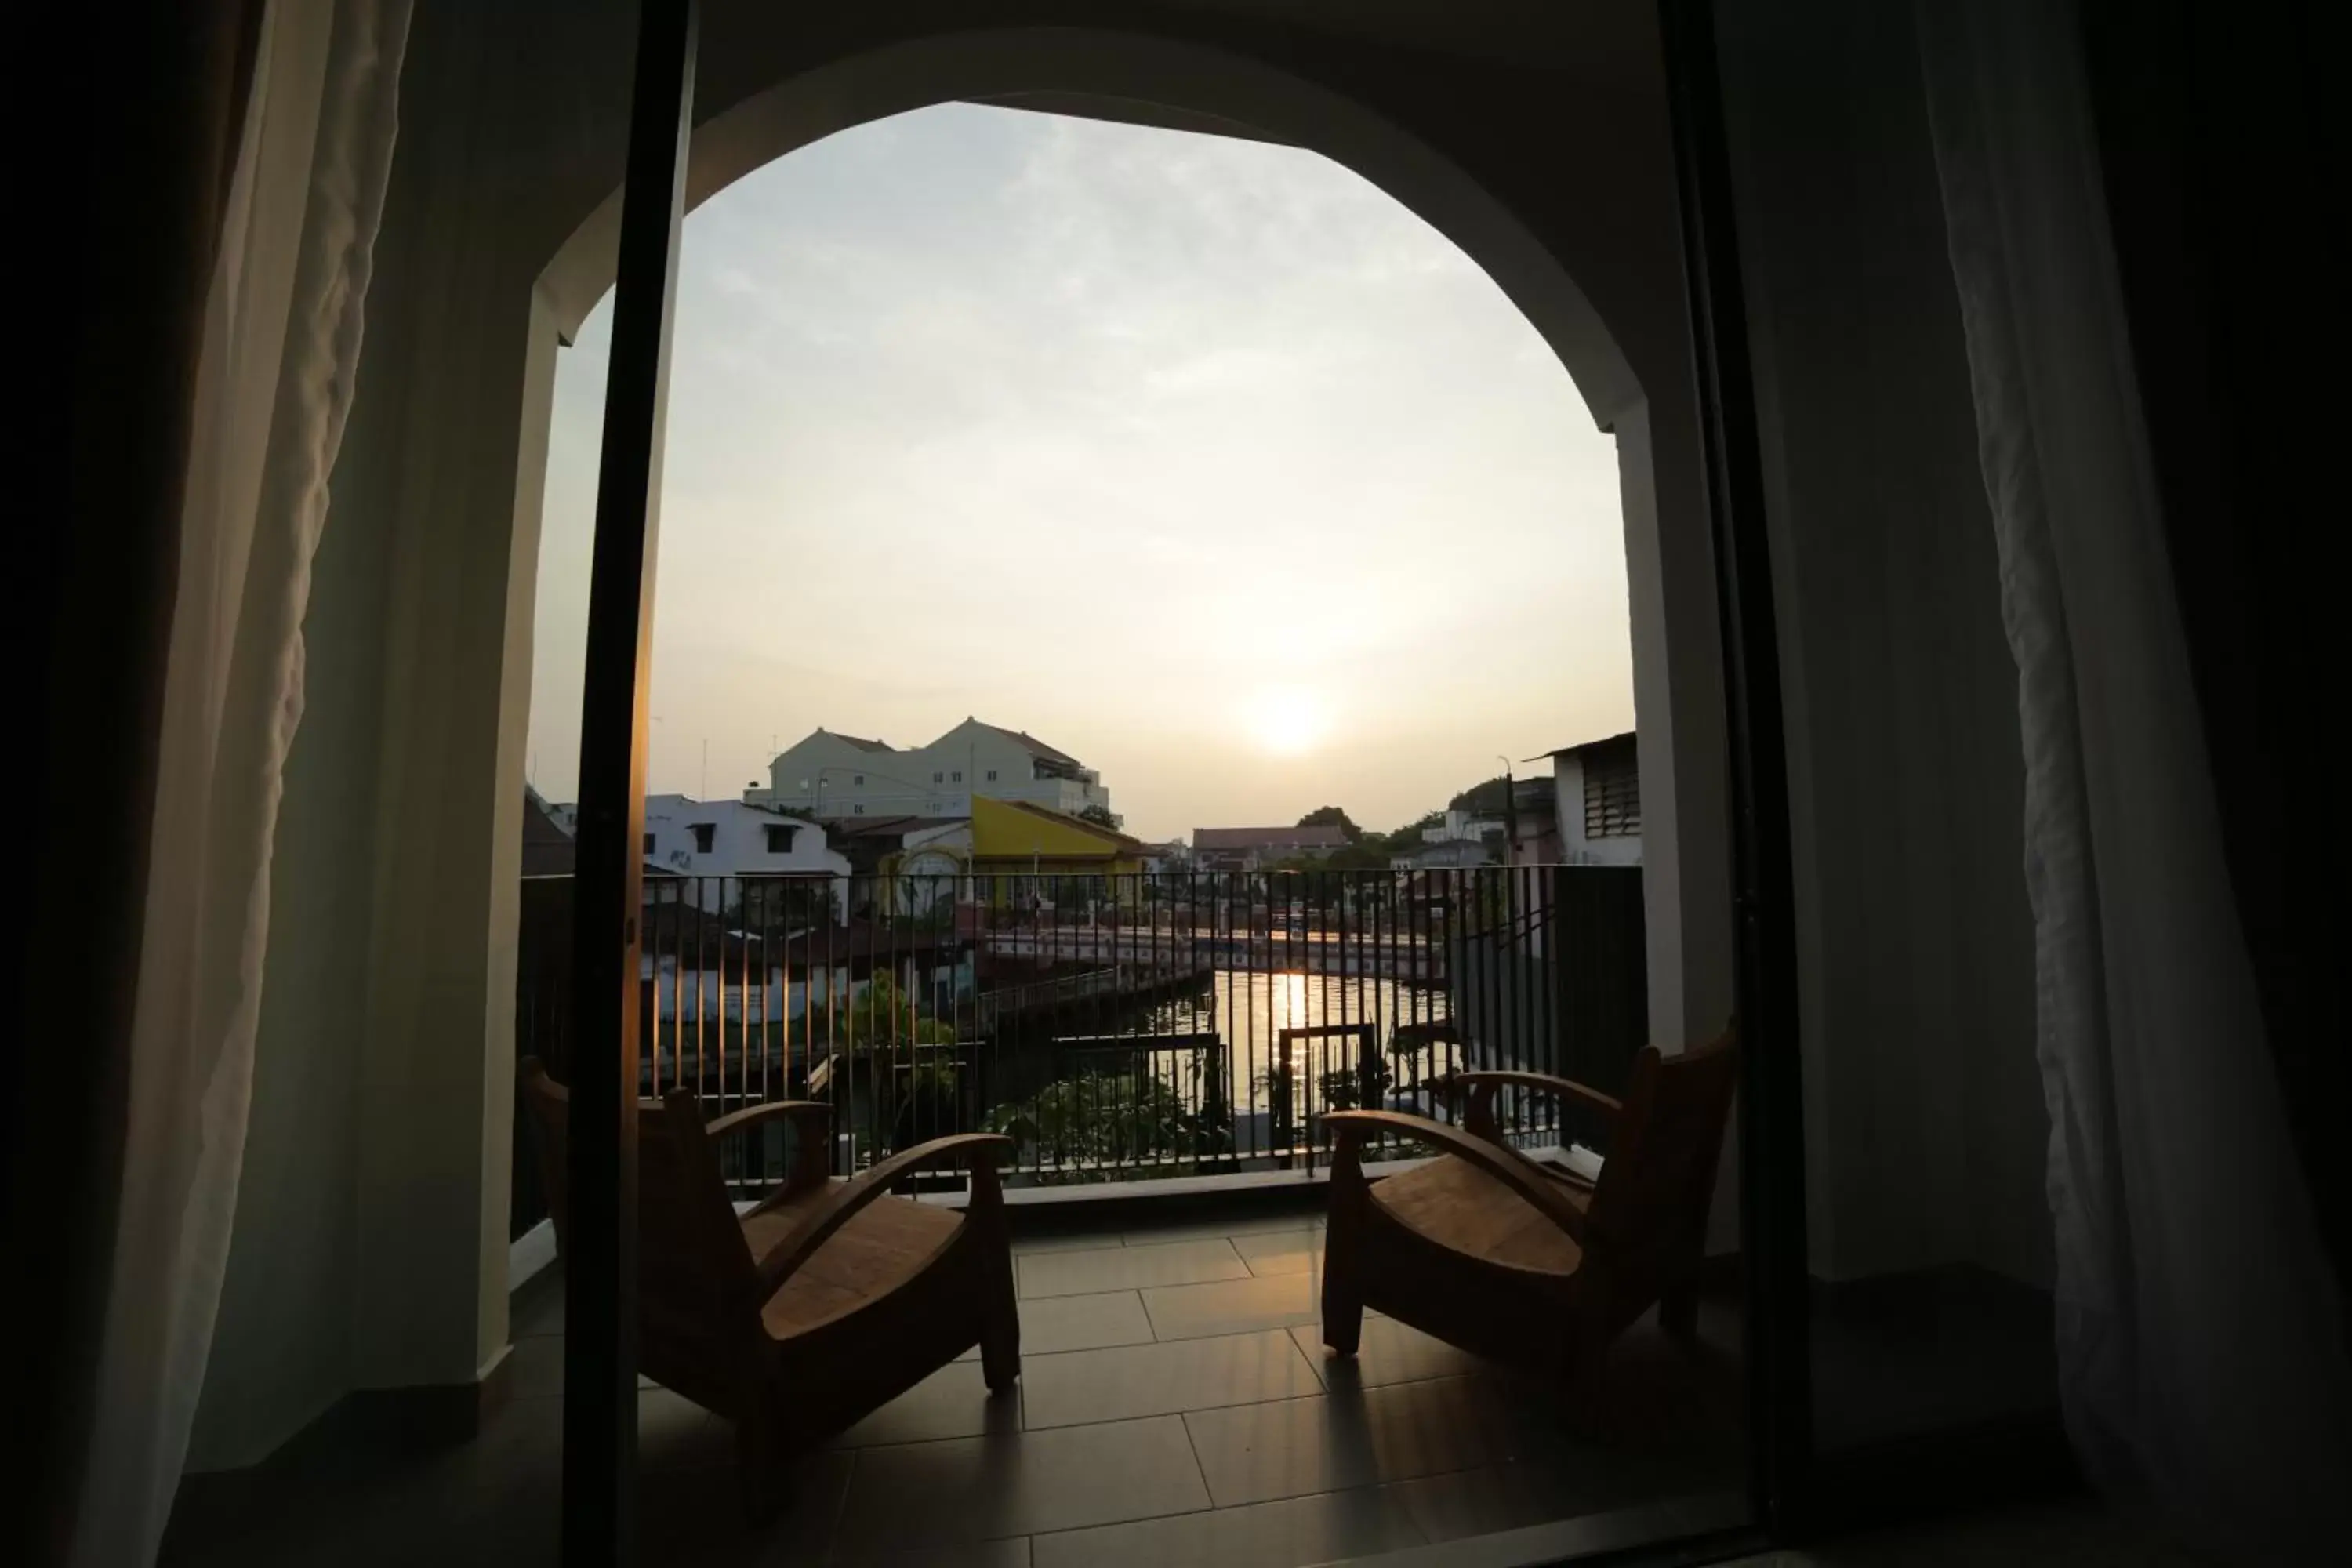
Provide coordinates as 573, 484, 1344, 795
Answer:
1580, 1027, 1740, 1316
517, 1060, 767, 1381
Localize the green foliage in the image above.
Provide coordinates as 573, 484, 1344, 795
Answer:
1294, 805, 1363, 842
985, 1069, 1232, 1178
1075, 804, 1125, 829
1450, 775, 1511, 813
1317, 1066, 1391, 1112
840, 971, 955, 1047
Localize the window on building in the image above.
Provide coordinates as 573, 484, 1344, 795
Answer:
1583, 749, 1642, 839
985, 769, 997, 782
764, 823, 797, 853
933, 771, 944, 783
852, 774, 865, 786
853, 804, 866, 815
952, 771, 963, 782
642, 832, 655, 855
690, 822, 716, 854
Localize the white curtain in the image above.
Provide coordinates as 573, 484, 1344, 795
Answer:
71, 2, 411, 1564
1915, 0, 2352, 1556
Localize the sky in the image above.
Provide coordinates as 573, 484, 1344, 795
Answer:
528, 103, 1631, 844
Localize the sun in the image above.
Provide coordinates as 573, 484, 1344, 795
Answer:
1244, 686, 1330, 756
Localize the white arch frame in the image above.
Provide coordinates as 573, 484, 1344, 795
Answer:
509, 24, 1722, 1052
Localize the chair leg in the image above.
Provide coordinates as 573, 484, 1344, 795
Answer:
1323, 1129, 1370, 1356
1322, 1285, 1363, 1356
980, 1253, 1022, 1394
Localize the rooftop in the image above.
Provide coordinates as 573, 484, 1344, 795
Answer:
1528, 731, 1637, 762
815, 727, 896, 753
1193, 826, 1354, 851
973, 720, 1081, 768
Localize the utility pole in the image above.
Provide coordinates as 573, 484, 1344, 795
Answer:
1495, 755, 1520, 861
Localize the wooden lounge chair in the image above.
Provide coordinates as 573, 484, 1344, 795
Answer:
517, 1058, 1019, 1514
1319, 1029, 1738, 1393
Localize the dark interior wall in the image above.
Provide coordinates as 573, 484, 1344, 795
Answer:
2080, 0, 2346, 1311
1713, 0, 2047, 1285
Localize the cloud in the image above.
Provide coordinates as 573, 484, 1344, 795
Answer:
528, 104, 1629, 838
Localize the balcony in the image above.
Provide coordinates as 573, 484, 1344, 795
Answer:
164, 1191, 1743, 1567
514, 866, 1656, 1227
162, 866, 1747, 1565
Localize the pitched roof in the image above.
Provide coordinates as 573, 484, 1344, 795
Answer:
830, 814, 967, 839
997, 798, 1149, 855
521, 791, 575, 877
819, 728, 895, 753
1192, 825, 1353, 851
974, 720, 1080, 768
1526, 731, 1635, 762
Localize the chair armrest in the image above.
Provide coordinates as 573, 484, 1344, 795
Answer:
707, 1099, 833, 1192
1323, 1110, 1586, 1243
704, 1099, 830, 1142
753, 1133, 1011, 1300
1436, 1071, 1621, 1118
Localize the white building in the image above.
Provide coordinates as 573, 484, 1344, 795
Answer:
1191, 825, 1349, 873
639, 794, 852, 906
746, 718, 1113, 822
1421, 808, 1506, 847
1540, 731, 1643, 866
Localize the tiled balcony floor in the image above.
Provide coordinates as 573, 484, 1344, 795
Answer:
163, 1202, 1748, 1568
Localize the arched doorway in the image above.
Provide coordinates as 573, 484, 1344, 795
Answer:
524, 23, 1732, 1072
539, 16, 1744, 1558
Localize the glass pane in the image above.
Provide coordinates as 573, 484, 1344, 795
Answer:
1715, 0, 2063, 1510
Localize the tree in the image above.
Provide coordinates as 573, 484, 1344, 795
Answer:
1075, 803, 1124, 830
1450, 775, 1511, 814
1295, 805, 1363, 843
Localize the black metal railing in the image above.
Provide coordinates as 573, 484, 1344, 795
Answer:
513, 865, 1647, 1203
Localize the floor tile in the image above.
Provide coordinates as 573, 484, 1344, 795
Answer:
956, 1290, 1158, 1362
1017, 1290, 1160, 1354
637, 1446, 853, 1567
1013, 1231, 1127, 1254
1288, 1316, 1488, 1391
1017, 1238, 1247, 1298
827, 1536, 1033, 1567
835, 1361, 1020, 1448
1031, 1486, 1424, 1568
830, 1416, 1208, 1552
637, 1386, 734, 1472
1181, 1375, 1541, 1508
1141, 1272, 1321, 1341
1381, 1454, 1682, 1544
1020, 1330, 1324, 1428
1120, 1214, 1323, 1247
1234, 1230, 1323, 1276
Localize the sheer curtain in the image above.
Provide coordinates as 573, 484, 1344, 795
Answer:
1915, 0, 2352, 1555
69, 2, 411, 1564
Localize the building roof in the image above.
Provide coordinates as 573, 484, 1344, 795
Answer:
1192, 825, 1353, 851
829, 814, 967, 840
521, 790, 575, 877
815, 728, 895, 753
1526, 730, 1636, 762
964, 719, 1082, 768
995, 798, 1149, 855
